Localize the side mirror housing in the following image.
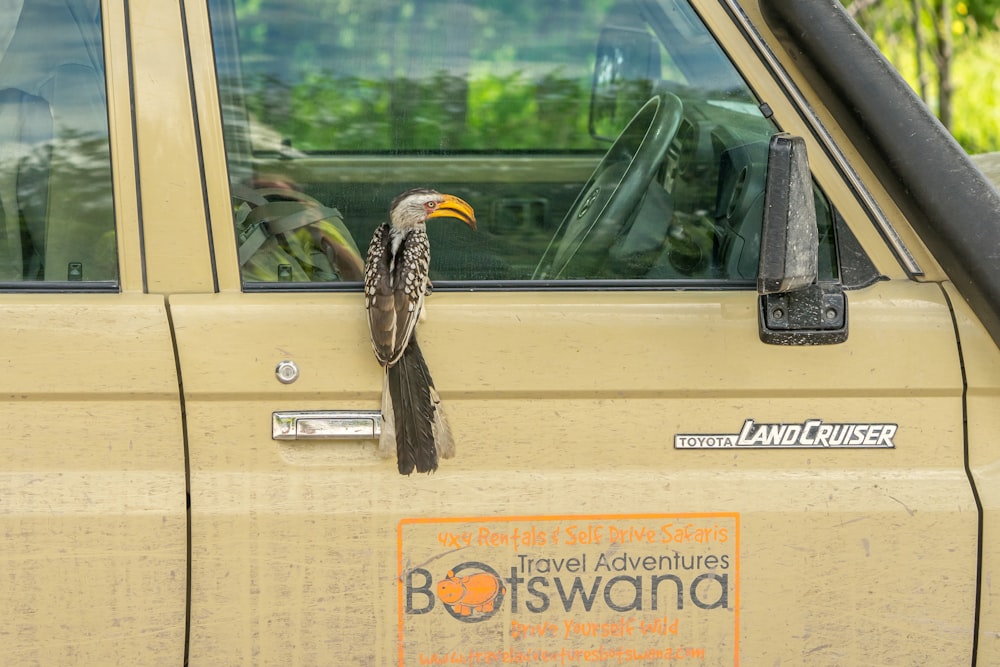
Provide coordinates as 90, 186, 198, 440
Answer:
758, 133, 818, 293
757, 134, 848, 345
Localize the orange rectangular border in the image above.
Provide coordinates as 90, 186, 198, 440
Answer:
397, 512, 740, 666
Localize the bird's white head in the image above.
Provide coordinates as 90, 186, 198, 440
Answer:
389, 188, 477, 232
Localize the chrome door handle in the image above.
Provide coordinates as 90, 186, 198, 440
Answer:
272, 410, 382, 441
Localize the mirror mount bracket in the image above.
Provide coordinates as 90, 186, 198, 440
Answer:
759, 284, 848, 345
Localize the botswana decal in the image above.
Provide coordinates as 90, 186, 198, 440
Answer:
398, 513, 739, 666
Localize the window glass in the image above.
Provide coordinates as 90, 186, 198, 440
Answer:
209, 0, 837, 287
0, 0, 115, 284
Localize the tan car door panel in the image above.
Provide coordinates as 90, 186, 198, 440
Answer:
174, 277, 973, 664
0, 295, 187, 664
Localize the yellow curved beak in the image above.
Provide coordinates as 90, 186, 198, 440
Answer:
428, 194, 477, 230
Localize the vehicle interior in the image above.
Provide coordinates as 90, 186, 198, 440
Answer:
208, 0, 840, 288
0, 0, 115, 284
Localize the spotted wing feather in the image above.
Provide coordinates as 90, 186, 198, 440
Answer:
364, 224, 429, 366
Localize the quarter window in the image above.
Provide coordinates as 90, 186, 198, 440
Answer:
209, 0, 838, 287
0, 0, 115, 284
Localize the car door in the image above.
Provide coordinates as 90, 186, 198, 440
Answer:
0, 1, 188, 664
177, 0, 975, 664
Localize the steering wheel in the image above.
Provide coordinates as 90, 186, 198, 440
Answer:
533, 93, 683, 279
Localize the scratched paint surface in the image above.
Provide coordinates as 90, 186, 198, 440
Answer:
398, 514, 739, 666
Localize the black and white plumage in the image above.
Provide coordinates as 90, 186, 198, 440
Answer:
364, 188, 476, 474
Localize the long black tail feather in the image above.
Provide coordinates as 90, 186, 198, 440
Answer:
386, 338, 438, 474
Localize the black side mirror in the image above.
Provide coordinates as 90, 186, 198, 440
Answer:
757, 134, 848, 345
758, 134, 818, 293
589, 27, 661, 142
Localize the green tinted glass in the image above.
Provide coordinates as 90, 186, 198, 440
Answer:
210, 0, 837, 286
0, 0, 115, 285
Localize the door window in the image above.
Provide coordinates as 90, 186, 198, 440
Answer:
209, 0, 838, 287
0, 0, 115, 284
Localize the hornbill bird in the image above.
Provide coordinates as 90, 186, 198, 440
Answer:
364, 188, 476, 474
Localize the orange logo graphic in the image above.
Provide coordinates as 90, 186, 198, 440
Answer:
436, 563, 506, 621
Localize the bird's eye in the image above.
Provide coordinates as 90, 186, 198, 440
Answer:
426, 201, 437, 209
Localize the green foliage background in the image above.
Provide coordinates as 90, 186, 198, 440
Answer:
844, 0, 1000, 153
232, 0, 614, 153
231, 0, 999, 154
